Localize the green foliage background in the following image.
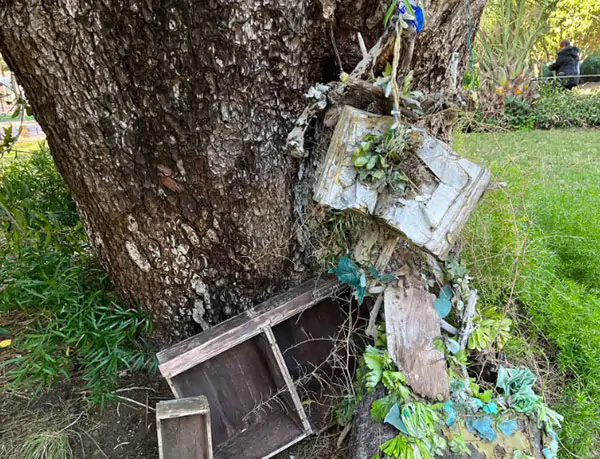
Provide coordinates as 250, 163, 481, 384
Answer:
0, 148, 155, 406
456, 129, 600, 456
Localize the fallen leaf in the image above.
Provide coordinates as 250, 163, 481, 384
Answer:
0, 339, 12, 348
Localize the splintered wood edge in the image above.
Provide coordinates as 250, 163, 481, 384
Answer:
157, 277, 345, 379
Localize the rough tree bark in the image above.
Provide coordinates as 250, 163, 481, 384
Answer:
0, 0, 485, 344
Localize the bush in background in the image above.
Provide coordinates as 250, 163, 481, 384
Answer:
0, 147, 155, 406
581, 53, 600, 83
533, 82, 600, 128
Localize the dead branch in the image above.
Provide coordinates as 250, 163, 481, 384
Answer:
366, 293, 383, 340
459, 289, 478, 350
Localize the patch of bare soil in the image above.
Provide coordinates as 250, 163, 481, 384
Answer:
0, 372, 172, 459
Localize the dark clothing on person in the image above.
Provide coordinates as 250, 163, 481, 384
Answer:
549, 46, 581, 88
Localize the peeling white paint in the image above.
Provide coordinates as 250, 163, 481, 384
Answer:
125, 241, 151, 272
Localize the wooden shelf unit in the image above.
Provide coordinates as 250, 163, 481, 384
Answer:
157, 277, 366, 459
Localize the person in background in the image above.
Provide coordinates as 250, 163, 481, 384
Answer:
548, 40, 581, 90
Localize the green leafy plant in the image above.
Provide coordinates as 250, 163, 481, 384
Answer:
364, 345, 394, 392
449, 435, 471, 455
476, 0, 550, 112
334, 395, 359, 426
468, 308, 512, 351
580, 53, 600, 83
0, 149, 155, 406
329, 256, 368, 304
352, 127, 422, 194
504, 96, 533, 129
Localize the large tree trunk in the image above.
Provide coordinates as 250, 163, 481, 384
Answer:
0, 0, 485, 345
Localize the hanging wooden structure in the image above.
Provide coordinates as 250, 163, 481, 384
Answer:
314, 105, 491, 260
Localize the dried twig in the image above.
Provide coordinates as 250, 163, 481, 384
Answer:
366, 293, 383, 340
459, 289, 478, 350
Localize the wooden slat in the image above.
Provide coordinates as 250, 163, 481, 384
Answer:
262, 327, 312, 434
158, 277, 343, 379
157, 396, 210, 420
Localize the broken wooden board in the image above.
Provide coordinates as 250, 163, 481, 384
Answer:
157, 277, 367, 459
157, 396, 213, 459
384, 284, 449, 401
313, 105, 491, 260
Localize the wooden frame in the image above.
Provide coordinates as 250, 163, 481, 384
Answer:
156, 396, 213, 459
157, 276, 365, 459
313, 105, 491, 259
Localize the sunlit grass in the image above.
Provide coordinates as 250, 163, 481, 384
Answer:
455, 128, 600, 457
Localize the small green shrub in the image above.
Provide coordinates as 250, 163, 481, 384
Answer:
580, 53, 600, 83
0, 148, 155, 406
533, 83, 600, 129
504, 96, 534, 129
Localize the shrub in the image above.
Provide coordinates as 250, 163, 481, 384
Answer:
0, 148, 155, 406
533, 82, 600, 128
580, 53, 600, 83
504, 96, 533, 129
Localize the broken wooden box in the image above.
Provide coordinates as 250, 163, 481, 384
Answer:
157, 396, 213, 459
314, 105, 491, 259
157, 277, 366, 459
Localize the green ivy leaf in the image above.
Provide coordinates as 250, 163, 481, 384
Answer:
366, 155, 378, 170
353, 154, 370, 168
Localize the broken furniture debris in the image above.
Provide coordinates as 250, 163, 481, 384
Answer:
384, 283, 450, 401
157, 277, 367, 459
313, 105, 491, 259
156, 396, 213, 459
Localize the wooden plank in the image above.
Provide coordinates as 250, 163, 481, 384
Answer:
157, 396, 212, 459
170, 337, 292, 447
261, 327, 312, 434
213, 411, 304, 459
272, 296, 367, 431
158, 277, 343, 379
157, 396, 210, 420
384, 285, 449, 401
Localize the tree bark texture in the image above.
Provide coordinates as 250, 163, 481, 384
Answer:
412, 0, 487, 93
0, 0, 486, 344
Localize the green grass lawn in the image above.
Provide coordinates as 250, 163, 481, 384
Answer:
455, 129, 600, 457
0, 137, 46, 164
